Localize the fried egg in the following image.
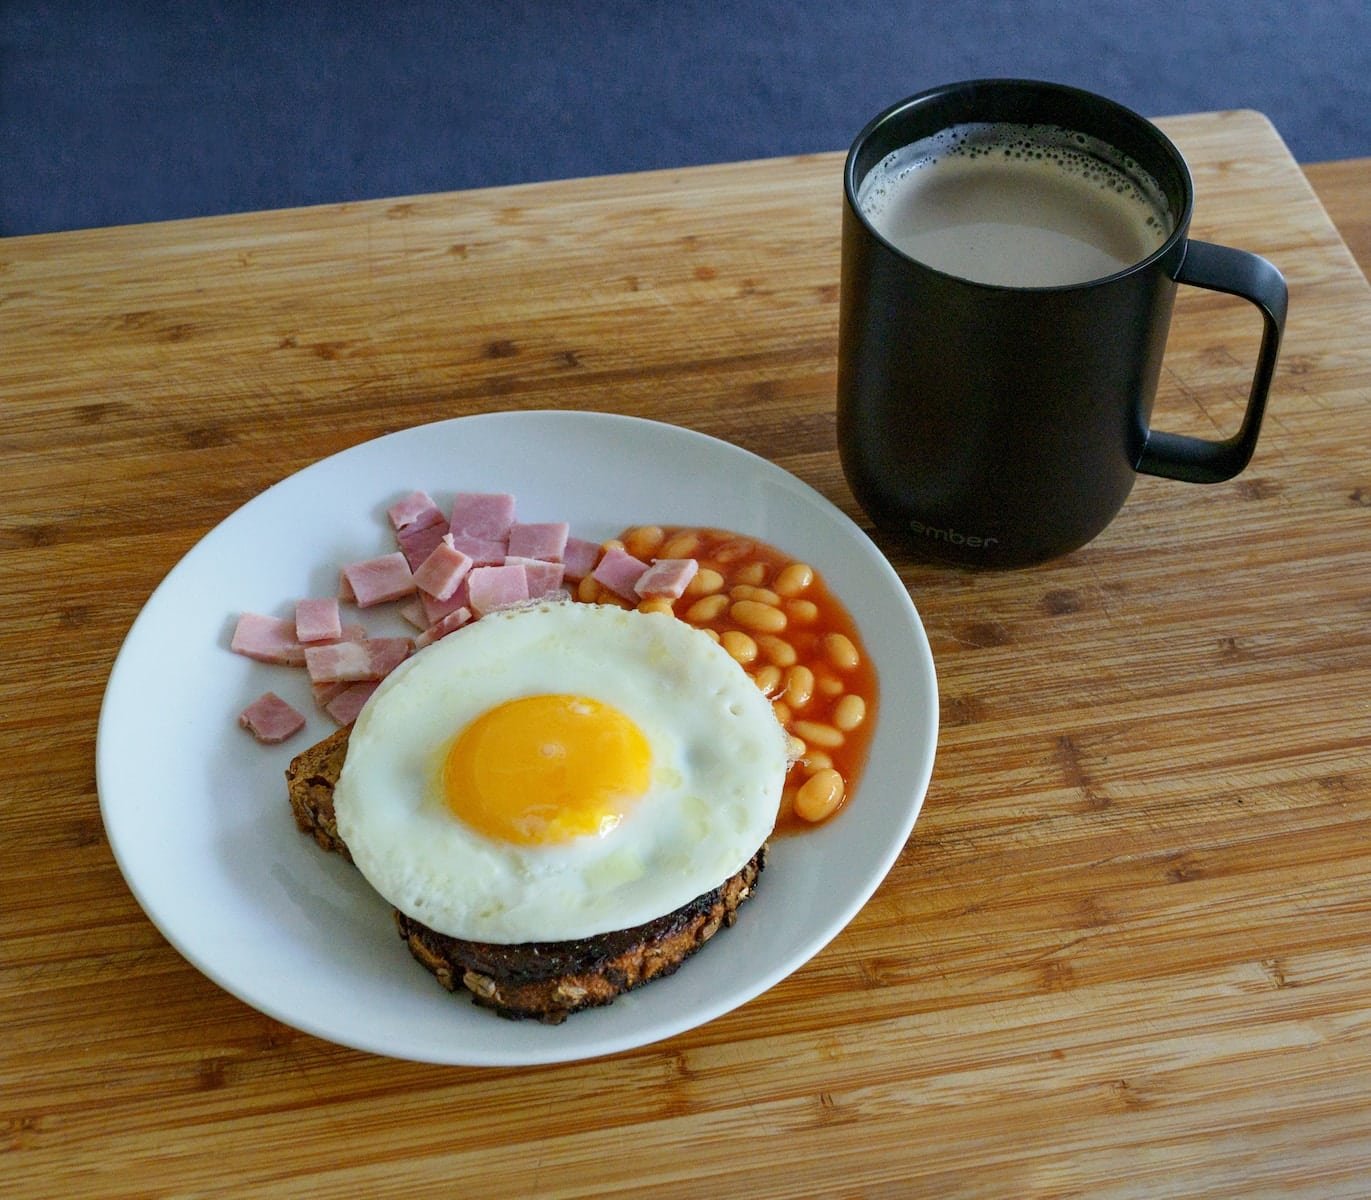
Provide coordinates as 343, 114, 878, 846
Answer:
332, 601, 789, 943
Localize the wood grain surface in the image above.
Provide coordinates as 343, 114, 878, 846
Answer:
1304, 157, 1370, 270
3, 112, 1369, 1199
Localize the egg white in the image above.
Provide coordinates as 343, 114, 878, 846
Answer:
332, 601, 789, 943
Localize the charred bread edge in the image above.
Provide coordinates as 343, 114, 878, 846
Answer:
397, 849, 765, 1023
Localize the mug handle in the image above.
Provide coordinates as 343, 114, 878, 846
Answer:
1136, 240, 1288, 484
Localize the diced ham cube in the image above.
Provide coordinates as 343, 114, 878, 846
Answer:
312, 678, 352, 708
387, 490, 446, 534
411, 534, 474, 601
303, 641, 370, 683
421, 576, 470, 625
325, 681, 380, 726
294, 597, 343, 643
592, 546, 649, 600
524, 560, 566, 599
506, 556, 566, 599
303, 637, 413, 684
450, 492, 516, 540
414, 606, 473, 649
507, 521, 569, 562
397, 598, 429, 630
398, 521, 450, 571
338, 570, 356, 603
340, 552, 416, 608
450, 533, 507, 565
239, 692, 307, 744
561, 536, 601, 582
362, 638, 413, 678
634, 558, 699, 600
230, 613, 304, 666
467, 563, 530, 616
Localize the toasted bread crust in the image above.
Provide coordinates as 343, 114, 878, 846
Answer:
284, 726, 353, 860
285, 727, 766, 1022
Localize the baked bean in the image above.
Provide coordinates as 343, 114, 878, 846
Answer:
792, 719, 844, 749
637, 597, 674, 616
576, 575, 599, 603
730, 584, 781, 605
713, 538, 755, 563
773, 700, 792, 726
802, 751, 832, 774
774, 562, 814, 597
701, 627, 721, 643
755, 634, 796, 667
833, 694, 867, 731
816, 672, 844, 698
720, 630, 758, 665
684, 567, 725, 596
598, 587, 632, 609
624, 525, 664, 558
822, 632, 860, 671
794, 768, 845, 822
785, 734, 807, 759
686, 594, 729, 623
661, 532, 701, 558
783, 664, 814, 709
730, 599, 787, 633
785, 598, 819, 624
752, 664, 783, 695
733, 561, 769, 587
601, 538, 626, 554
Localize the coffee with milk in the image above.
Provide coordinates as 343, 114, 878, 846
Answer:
857, 123, 1174, 287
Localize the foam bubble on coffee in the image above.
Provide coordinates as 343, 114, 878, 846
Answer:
858, 123, 1174, 288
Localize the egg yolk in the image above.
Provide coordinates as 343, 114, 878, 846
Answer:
443, 694, 652, 845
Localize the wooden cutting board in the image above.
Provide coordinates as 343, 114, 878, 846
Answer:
2, 110, 1370, 1198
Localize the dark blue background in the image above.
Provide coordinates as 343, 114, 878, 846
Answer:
5, 1, 1368, 236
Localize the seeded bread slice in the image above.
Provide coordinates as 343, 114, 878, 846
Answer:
285, 726, 353, 860
284, 728, 766, 1023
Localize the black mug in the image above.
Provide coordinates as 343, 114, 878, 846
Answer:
837, 79, 1287, 568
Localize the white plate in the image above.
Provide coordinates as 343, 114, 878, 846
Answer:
97, 411, 938, 1066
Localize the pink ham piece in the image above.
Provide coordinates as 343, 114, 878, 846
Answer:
340, 552, 416, 608
592, 545, 650, 600
506, 521, 569, 562
239, 692, 307, 744
506, 556, 566, 599
421, 575, 470, 625
397, 598, 429, 630
450, 492, 516, 540
449, 533, 507, 566
231, 613, 304, 666
397, 520, 450, 571
411, 534, 474, 601
415, 606, 473, 649
634, 558, 699, 600
311, 678, 352, 708
561, 536, 601, 582
325, 681, 380, 726
466, 563, 530, 616
304, 637, 413, 684
294, 597, 343, 643
387, 490, 445, 534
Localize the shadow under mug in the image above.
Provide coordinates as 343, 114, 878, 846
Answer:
837, 79, 1288, 569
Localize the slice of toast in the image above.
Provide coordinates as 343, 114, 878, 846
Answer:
285, 728, 766, 1023
285, 726, 353, 860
